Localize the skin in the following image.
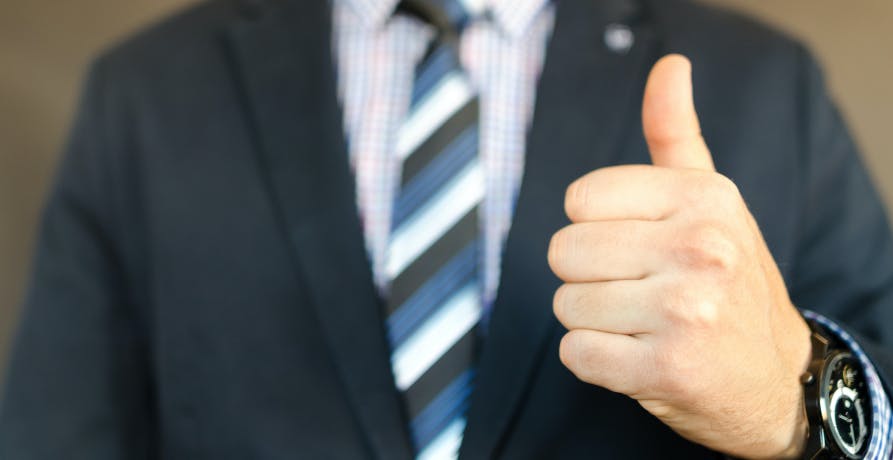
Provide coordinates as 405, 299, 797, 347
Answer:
547, 55, 812, 458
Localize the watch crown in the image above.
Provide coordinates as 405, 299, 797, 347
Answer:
800, 371, 815, 385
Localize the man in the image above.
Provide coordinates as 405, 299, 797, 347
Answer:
2, 0, 892, 457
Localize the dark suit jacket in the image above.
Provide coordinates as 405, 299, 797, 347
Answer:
3, 0, 893, 458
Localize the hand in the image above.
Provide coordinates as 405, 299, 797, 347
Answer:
547, 55, 812, 458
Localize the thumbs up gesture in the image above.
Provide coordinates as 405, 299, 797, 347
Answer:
548, 55, 812, 458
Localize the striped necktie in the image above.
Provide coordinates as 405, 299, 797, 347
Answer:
385, 5, 481, 458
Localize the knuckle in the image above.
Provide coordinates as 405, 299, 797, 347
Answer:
652, 347, 697, 399
565, 179, 588, 220
684, 173, 740, 209
561, 331, 599, 376
558, 332, 580, 369
711, 174, 741, 201
549, 227, 582, 280
547, 230, 567, 276
682, 298, 721, 331
552, 284, 572, 324
554, 285, 595, 329
676, 222, 740, 272
643, 401, 674, 419
660, 283, 720, 331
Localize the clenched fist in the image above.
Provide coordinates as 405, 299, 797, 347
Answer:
547, 55, 812, 458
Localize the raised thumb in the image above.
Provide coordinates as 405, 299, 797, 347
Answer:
642, 54, 715, 171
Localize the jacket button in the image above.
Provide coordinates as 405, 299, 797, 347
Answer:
604, 23, 634, 54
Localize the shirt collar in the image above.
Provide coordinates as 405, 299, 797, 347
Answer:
338, 0, 551, 38
487, 0, 551, 38
338, 0, 401, 30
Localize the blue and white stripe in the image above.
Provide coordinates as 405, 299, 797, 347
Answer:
385, 9, 483, 457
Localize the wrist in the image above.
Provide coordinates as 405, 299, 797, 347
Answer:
742, 369, 809, 459
776, 399, 809, 459
768, 306, 812, 459
754, 369, 809, 459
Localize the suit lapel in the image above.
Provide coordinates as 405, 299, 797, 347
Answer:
460, 0, 658, 457
225, 2, 413, 458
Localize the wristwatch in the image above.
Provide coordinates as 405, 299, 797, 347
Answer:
801, 319, 872, 459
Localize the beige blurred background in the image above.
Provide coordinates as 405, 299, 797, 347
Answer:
1, 0, 891, 384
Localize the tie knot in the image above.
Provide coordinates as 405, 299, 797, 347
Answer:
396, 0, 473, 39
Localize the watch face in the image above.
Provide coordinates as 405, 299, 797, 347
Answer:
823, 353, 870, 458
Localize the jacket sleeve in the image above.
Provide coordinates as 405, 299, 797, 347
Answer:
0, 57, 154, 459
788, 44, 893, 413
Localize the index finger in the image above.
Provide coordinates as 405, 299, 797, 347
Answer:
565, 164, 702, 223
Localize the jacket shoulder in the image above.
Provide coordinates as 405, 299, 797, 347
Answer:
654, 0, 809, 67
99, 0, 240, 66
88, 0, 290, 88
